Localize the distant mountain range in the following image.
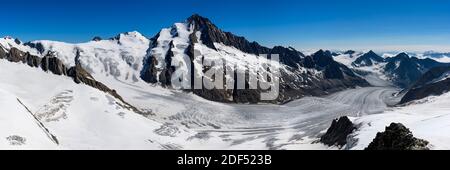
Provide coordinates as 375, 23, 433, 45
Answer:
1, 14, 449, 105
335, 50, 450, 86
332, 50, 450, 104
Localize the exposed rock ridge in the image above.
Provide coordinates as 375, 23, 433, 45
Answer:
0, 47, 148, 116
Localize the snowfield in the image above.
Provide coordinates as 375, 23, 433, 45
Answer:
0, 89, 56, 149
0, 59, 402, 150
333, 53, 359, 66
333, 52, 392, 87
351, 92, 450, 150
0, 60, 190, 149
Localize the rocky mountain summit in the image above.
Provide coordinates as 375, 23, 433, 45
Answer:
141, 14, 369, 103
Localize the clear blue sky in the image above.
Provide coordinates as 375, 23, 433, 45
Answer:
2, 0, 450, 52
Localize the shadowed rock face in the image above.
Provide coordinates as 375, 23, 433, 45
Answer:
320, 116, 356, 147
312, 50, 335, 68
310, 50, 364, 80
187, 14, 272, 56
384, 53, 449, 88
0, 47, 7, 59
23, 42, 45, 54
181, 14, 307, 69
41, 54, 67, 75
6, 47, 28, 63
2, 47, 38, 67
400, 66, 450, 104
400, 79, 450, 104
365, 123, 429, 150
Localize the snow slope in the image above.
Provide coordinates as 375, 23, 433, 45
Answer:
334, 52, 391, 87
0, 89, 56, 149
334, 53, 359, 66
0, 60, 194, 149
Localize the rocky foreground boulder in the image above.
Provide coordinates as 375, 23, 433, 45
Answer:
320, 116, 356, 147
365, 123, 429, 150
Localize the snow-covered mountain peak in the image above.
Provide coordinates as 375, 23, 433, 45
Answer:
113, 31, 149, 44
351, 50, 384, 67
0, 36, 40, 55
140, 15, 369, 103
1, 36, 19, 47
18, 31, 151, 85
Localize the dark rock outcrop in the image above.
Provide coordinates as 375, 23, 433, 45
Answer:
310, 50, 365, 81
187, 14, 271, 56
343, 50, 356, 55
365, 123, 429, 150
25, 52, 41, 67
320, 116, 356, 147
6, 47, 27, 62
311, 50, 335, 68
14, 38, 22, 45
92, 36, 102, 41
23, 42, 45, 54
400, 78, 450, 104
159, 41, 176, 87
41, 54, 67, 75
3, 47, 42, 67
0, 47, 6, 59
270, 46, 305, 68
324, 62, 344, 79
